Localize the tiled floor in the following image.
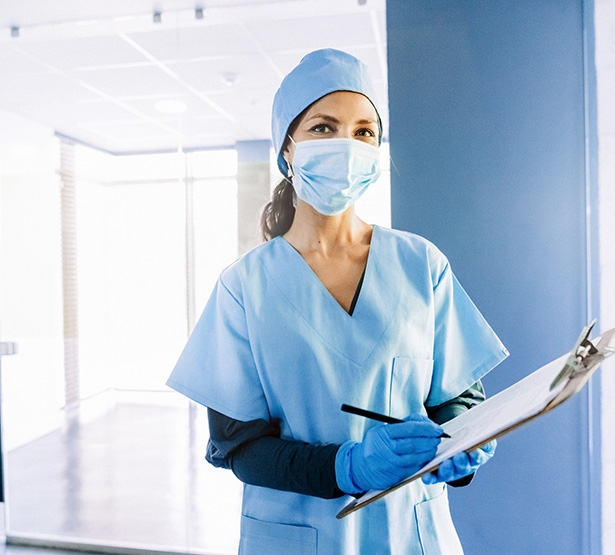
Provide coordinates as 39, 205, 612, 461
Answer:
3, 393, 243, 555
1, 546, 96, 555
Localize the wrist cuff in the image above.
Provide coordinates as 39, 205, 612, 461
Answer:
335, 440, 363, 495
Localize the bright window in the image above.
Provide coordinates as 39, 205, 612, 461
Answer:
76, 146, 238, 395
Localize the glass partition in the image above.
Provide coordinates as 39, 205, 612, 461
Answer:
0, 2, 387, 553
0, 137, 243, 553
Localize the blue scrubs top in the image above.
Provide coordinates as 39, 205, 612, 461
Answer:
167, 225, 508, 555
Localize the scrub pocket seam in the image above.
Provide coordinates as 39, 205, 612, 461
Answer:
239, 514, 318, 555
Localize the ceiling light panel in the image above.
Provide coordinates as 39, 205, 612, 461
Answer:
73, 64, 183, 98
1, 71, 88, 105
12, 35, 151, 70
125, 23, 257, 61
0, 45, 51, 74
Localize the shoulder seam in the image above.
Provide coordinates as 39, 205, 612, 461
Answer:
219, 274, 245, 309
434, 261, 450, 290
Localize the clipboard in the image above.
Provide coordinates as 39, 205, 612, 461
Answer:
337, 322, 615, 519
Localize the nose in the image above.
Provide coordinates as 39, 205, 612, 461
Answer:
337, 125, 354, 139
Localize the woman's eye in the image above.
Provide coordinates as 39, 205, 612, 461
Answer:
356, 128, 376, 138
311, 124, 333, 133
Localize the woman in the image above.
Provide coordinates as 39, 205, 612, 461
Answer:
167, 49, 508, 554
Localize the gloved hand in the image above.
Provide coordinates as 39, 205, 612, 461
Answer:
336, 414, 443, 493
421, 440, 497, 485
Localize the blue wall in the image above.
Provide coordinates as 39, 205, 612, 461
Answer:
386, 1, 599, 553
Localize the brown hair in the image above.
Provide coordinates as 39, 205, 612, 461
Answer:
260, 177, 296, 241
260, 110, 306, 241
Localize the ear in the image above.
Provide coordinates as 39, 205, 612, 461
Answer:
282, 139, 296, 168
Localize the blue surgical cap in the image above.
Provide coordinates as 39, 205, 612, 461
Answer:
271, 48, 381, 176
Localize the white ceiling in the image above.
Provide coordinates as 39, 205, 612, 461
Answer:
0, 0, 388, 154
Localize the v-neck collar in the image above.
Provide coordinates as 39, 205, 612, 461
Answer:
279, 225, 377, 318
264, 225, 398, 366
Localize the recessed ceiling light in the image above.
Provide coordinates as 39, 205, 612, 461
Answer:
155, 100, 188, 114
221, 72, 238, 86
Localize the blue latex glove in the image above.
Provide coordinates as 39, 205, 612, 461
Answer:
421, 440, 497, 485
336, 414, 443, 493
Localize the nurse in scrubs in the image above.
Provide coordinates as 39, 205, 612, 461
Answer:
167, 49, 508, 554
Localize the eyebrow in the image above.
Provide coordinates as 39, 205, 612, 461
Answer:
306, 114, 378, 125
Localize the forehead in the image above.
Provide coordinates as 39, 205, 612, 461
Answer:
301, 91, 378, 121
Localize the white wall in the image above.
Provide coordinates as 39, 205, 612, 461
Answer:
596, 0, 615, 550
0, 109, 65, 450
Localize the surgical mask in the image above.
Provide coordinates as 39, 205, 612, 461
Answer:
288, 138, 381, 216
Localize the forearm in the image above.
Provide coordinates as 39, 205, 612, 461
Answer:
207, 408, 344, 499
230, 436, 343, 499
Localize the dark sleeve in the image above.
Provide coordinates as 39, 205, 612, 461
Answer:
426, 381, 486, 488
206, 381, 486, 497
206, 408, 344, 499
426, 380, 485, 424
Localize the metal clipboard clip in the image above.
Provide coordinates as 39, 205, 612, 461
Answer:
550, 320, 615, 390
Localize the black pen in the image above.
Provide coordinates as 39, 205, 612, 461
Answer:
341, 404, 452, 438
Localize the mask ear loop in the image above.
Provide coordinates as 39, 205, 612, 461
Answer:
285, 134, 296, 180
284, 134, 298, 206
282, 166, 297, 207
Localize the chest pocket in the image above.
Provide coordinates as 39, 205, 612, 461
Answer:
239, 515, 317, 555
389, 357, 434, 418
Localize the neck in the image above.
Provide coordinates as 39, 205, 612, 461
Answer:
283, 199, 371, 255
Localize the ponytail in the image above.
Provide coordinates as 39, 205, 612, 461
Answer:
260, 178, 296, 241
261, 108, 308, 241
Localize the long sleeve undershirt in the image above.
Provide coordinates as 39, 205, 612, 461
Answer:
206, 381, 486, 499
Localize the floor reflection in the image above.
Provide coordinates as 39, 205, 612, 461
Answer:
1, 546, 100, 555
4, 393, 242, 554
